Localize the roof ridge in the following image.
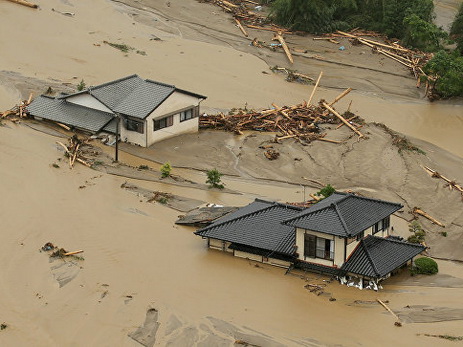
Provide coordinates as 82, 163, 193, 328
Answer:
195, 200, 302, 235
61, 99, 114, 115
382, 235, 426, 248
361, 237, 380, 277
90, 74, 140, 90
195, 200, 274, 234
332, 202, 350, 236
283, 193, 347, 223
144, 78, 176, 89
350, 194, 403, 208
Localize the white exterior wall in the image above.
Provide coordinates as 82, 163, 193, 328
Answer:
209, 238, 223, 250
120, 119, 146, 147
66, 93, 113, 113
296, 228, 345, 267
234, 250, 262, 262
145, 92, 201, 146
263, 257, 291, 268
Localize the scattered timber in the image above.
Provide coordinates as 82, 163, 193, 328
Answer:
412, 207, 445, 228
422, 166, 463, 199
307, 71, 323, 105
1, 93, 33, 122
200, 95, 364, 145
56, 135, 93, 169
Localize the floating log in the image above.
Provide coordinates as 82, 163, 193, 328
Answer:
412, 207, 445, 228
272, 32, 294, 64
64, 250, 84, 256
423, 166, 463, 194
329, 87, 352, 106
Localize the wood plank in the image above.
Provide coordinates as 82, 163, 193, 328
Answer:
322, 103, 363, 137
308, 71, 323, 105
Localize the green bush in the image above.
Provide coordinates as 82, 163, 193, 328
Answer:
160, 162, 172, 178
206, 169, 224, 189
316, 184, 335, 199
77, 79, 86, 91
407, 220, 425, 244
423, 50, 463, 98
402, 14, 447, 52
413, 257, 438, 275
451, 3, 463, 54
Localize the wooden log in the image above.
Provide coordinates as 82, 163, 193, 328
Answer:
234, 18, 248, 37
56, 141, 71, 155
26, 93, 33, 105
377, 49, 413, 68
322, 103, 363, 138
412, 207, 445, 228
318, 138, 342, 144
309, 193, 321, 201
64, 250, 83, 256
221, 0, 238, 8
56, 122, 71, 131
423, 166, 463, 193
307, 71, 323, 106
76, 158, 92, 167
377, 299, 402, 325
329, 87, 352, 106
246, 24, 288, 33
272, 33, 294, 64
1, 110, 16, 118
6, 0, 38, 8
337, 31, 409, 52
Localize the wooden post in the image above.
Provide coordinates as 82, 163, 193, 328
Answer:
329, 87, 352, 106
6, 0, 38, 8
308, 71, 323, 106
322, 102, 363, 137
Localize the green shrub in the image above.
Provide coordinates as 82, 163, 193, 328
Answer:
408, 220, 425, 243
423, 50, 463, 98
316, 184, 335, 199
413, 257, 438, 275
206, 169, 224, 189
77, 79, 86, 91
451, 3, 463, 54
160, 162, 172, 178
138, 165, 149, 170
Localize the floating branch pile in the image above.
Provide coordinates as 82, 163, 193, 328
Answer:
56, 135, 94, 168
0, 93, 33, 123
330, 30, 432, 82
200, 93, 363, 143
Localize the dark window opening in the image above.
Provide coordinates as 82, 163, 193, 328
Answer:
304, 233, 333, 260
373, 216, 390, 235
154, 115, 173, 131
356, 231, 365, 241
126, 118, 144, 133
180, 106, 199, 122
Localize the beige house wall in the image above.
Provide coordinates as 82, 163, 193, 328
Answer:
66, 93, 113, 113
145, 91, 202, 146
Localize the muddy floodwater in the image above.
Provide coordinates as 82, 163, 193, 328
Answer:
1, 0, 463, 346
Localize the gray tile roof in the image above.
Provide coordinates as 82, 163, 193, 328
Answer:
102, 118, 118, 133
341, 235, 426, 278
67, 74, 206, 120
27, 95, 114, 133
195, 199, 304, 255
284, 192, 403, 237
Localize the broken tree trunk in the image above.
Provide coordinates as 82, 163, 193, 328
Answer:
234, 18, 248, 37
272, 32, 294, 64
64, 250, 84, 256
6, 0, 38, 8
322, 102, 363, 138
307, 71, 323, 106
377, 299, 402, 326
329, 87, 353, 106
412, 207, 445, 228
423, 166, 463, 194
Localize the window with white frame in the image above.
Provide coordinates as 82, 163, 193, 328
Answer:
373, 216, 390, 234
304, 233, 334, 260
180, 106, 199, 122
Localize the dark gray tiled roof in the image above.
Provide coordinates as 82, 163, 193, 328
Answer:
341, 235, 425, 278
284, 192, 403, 237
195, 200, 304, 255
294, 260, 342, 276
102, 118, 118, 133
228, 243, 294, 261
27, 95, 114, 133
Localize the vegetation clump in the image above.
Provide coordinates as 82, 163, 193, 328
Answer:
451, 3, 463, 54
77, 79, 86, 91
316, 184, 335, 199
373, 123, 425, 154
206, 168, 224, 189
0, 323, 7, 330
412, 257, 438, 275
160, 162, 172, 178
407, 220, 426, 244
138, 165, 149, 170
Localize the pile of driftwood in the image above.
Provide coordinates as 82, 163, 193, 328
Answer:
322, 30, 433, 84
0, 93, 33, 124
56, 135, 93, 169
200, 88, 363, 144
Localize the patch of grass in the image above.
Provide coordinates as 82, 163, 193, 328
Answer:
158, 197, 168, 204
0, 323, 7, 330
423, 334, 463, 341
138, 165, 149, 170
104, 41, 134, 53
441, 231, 447, 237
52, 163, 60, 168
136, 50, 147, 56
373, 122, 426, 155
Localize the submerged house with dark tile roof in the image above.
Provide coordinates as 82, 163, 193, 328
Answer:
27, 75, 206, 147
195, 193, 425, 287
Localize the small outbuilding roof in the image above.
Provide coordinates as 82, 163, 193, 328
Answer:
195, 199, 304, 255
341, 235, 426, 278
284, 192, 403, 237
27, 95, 114, 132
